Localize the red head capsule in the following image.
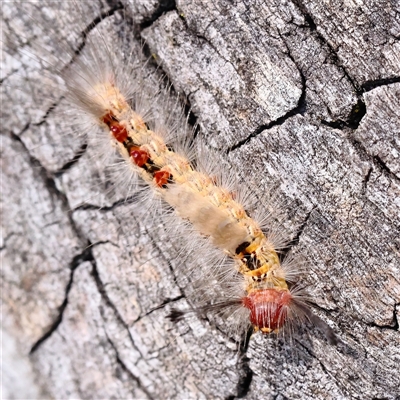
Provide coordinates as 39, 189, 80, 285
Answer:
154, 170, 171, 187
130, 147, 149, 167
242, 288, 293, 332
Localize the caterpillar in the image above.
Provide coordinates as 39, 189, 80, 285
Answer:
89, 75, 306, 335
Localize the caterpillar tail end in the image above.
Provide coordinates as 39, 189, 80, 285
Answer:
242, 288, 293, 333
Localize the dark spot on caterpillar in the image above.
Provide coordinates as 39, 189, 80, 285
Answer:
100, 111, 118, 127
123, 137, 134, 147
166, 143, 175, 152
242, 253, 261, 270
144, 161, 160, 174
235, 242, 251, 255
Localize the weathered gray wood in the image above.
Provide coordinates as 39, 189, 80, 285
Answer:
1, 0, 399, 399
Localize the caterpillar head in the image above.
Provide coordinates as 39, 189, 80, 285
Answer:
242, 288, 293, 333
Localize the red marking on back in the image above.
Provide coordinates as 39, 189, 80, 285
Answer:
101, 112, 128, 142
110, 124, 128, 142
242, 289, 292, 332
154, 170, 171, 187
130, 147, 149, 167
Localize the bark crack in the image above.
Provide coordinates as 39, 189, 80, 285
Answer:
234, 328, 254, 399
32, 99, 64, 128
372, 155, 399, 182
227, 30, 307, 153
0, 232, 16, 251
73, 194, 142, 213
362, 76, 400, 92
90, 253, 147, 359
7, 130, 91, 242
361, 167, 373, 194
321, 99, 367, 130
224, 328, 253, 400
227, 77, 306, 153
9, 95, 87, 178
29, 248, 93, 354
53, 142, 88, 177
367, 303, 399, 331
290, 0, 360, 92
67, 2, 125, 68
295, 339, 348, 398
281, 201, 315, 265
105, 334, 155, 400
139, 0, 177, 31
349, 136, 400, 182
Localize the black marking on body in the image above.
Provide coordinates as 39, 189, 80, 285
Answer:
236, 241, 251, 255
243, 253, 261, 271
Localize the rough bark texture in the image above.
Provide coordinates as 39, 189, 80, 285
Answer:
1, 0, 399, 399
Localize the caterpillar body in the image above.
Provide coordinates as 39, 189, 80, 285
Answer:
88, 80, 299, 334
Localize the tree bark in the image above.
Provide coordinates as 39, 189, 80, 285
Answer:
1, 1, 399, 399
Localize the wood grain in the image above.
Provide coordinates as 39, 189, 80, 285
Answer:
1, 1, 399, 399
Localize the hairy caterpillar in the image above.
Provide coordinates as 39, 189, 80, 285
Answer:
3, 1, 400, 399
84, 72, 311, 336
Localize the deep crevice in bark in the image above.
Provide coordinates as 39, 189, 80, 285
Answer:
296, 339, 348, 397
226, 78, 306, 153
362, 76, 400, 92
0, 232, 16, 251
367, 304, 399, 331
6, 73, 86, 175
280, 205, 315, 265
321, 99, 367, 130
54, 142, 88, 177
226, 328, 254, 400
362, 167, 373, 193
29, 248, 93, 354
33, 100, 64, 127
7, 130, 89, 243
139, 0, 177, 30
73, 193, 143, 213
227, 30, 307, 153
72, 2, 125, 60
235, 328, 254, 399
373, 155, 399, 181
